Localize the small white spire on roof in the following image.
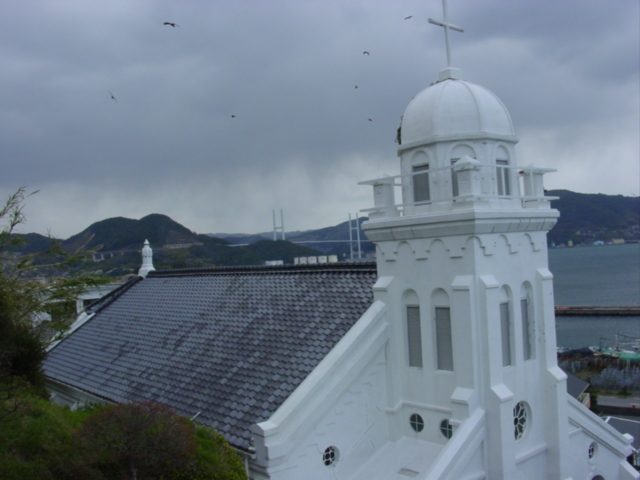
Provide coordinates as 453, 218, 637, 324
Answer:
138, 239, 156, 278
428, 0, 464, 80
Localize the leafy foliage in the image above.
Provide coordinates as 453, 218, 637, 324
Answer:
181, 428, 247, 480
0, 396, 247, 480
76, 401, 197, 479
0, 188, 108, 346
0, 187, 107, 418
0, 294, 47, 418
4, 232, 53, 255
0, 392, 95, 480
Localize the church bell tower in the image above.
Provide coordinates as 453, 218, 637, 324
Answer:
359, 4, 573, 477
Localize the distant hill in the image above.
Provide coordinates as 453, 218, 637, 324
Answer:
547, 190, 639, 246
209, 217, 373, 259
286, 217, 374, 258
63, 214, 206, 252
11, 190, 638, 277
7, 232, 53, 255
213, 191, 639, 251
56, 214, 320, 277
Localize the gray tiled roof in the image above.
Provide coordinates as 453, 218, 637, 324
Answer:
566, 372, 589, 399
606, 416, 640, 450
44, 263, 377, 451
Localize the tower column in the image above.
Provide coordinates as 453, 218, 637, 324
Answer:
138, 239, 156, 278
537, 267, 571, 478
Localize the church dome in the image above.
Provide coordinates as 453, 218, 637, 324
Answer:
400, 77, 515, 147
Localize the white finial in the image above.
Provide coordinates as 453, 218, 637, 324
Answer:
138, 239, 156, 278
428, 0, 464, 74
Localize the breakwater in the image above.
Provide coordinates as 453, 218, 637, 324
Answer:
555, 306, 640, 316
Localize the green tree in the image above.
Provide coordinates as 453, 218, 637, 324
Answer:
76, 401, 197, 480
0, 187, 106, 416
0, 397, 247, 480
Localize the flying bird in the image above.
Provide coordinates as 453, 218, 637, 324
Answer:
404, 16, 413, 20
355, 85, 358, 89
368, 118, 373, 122
231, 115, 236, 118
363, 51, 370, 55
108, 91, 118, 103
163, 22, 179, 27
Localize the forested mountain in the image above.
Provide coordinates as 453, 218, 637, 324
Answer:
547, 190, 639, 246
7, 232, 54, 255
9, 214, 321, 278
63, 215, 322, 276
64, 214, 205, 252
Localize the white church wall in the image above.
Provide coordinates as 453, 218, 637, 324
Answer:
515, 448, 548, 478
282, 348, 388, 480
424, 408, 487, 480
252, 301, 390, 480
474, 232, 571, 476
368, 221, 588, 477
372, 228, 565, 455
371, 229, 556, 476
46, 378, 111, 410
566, 396, 637, 480
375, 239, 462, 445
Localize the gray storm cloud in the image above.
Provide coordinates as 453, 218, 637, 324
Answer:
1, 0, 637, 238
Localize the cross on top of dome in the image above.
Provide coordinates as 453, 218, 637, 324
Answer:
428, 0, 464, 80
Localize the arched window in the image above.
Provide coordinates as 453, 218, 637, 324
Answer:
495, 146, 511, 196
405, 290, 422, 368
432, 289, 453, 371
411, 151, 430, 204
500, 287, 513, 367
520, 283, 534, 360
497, 160, 510, 196
407, 306, 423, 367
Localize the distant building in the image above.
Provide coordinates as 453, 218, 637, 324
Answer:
264, 260, 284, 266
75, 283, 123, 314
162, 242, 203, 250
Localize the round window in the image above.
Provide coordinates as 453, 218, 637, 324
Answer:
513, 401, 528, 440
440, 419, 453, 439
323, 446, 339, 466
410, 413, 424, 432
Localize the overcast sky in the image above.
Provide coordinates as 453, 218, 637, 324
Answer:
2, 0, 638, 239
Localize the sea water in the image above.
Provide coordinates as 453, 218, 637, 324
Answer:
550, 243, 640, 349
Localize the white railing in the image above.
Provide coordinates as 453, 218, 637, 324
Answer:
359, 160, 557, 219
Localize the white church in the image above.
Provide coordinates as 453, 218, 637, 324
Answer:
44, 6, 638, 480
